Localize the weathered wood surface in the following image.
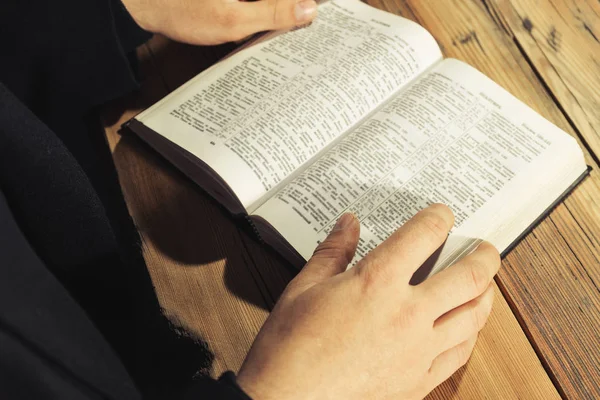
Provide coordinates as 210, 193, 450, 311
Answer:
103, 0, 600, 398
368, 0, 600, 397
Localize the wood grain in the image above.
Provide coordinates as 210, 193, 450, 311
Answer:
484, 0, 600, 161
98, 0, 600, 396
365, 0, 600, 397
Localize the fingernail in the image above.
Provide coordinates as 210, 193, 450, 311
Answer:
295, 0, 317, 23
333, 213, 355, 232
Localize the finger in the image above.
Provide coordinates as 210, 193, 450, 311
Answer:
427, 334, 478, 389
233, 0, 318, 39
418, 241, 500, 317
288, 213, 360, 295
355, 204, 454, 287
434, 284, 494, 353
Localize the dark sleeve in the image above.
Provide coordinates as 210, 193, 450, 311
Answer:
0, 189, 140, 400
0, 77, 254, 400
0, 188, 253, 400
0, 0, 151, 116
0, 2, 254, 398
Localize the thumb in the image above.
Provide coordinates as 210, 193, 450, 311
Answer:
236, 0, 318, 36
291, 213, 360, 293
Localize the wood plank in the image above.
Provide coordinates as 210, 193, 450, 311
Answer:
483, 0, 600, 303
103, 13, 559, 399
427, 285, 559, 399
368, 0, 600, 397
484, 0, 600, 161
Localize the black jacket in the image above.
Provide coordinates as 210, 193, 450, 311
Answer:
0, 0, 250, 398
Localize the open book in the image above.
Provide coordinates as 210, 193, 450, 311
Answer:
126, 0, 589, 275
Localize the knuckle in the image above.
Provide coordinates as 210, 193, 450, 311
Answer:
404, 301, 420, 322
315, 240, 342, 257
314, 241, 350, 264
418, 212, 450, 241
486, 243, 502, 268
356, 262, 380, 293
471, 303, 488, 332
466, 262, 489, 296
479, 289, 495, 328
355, 261, 392, 294
457, 344, 473, 367
396, 301, 420, 328
477, 242, 501, 267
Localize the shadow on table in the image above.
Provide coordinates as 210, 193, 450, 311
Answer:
110, 132, 291, 390
112, 133, 290, 298
94, 135, 217, 400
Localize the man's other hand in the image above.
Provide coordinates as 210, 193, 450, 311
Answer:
121, 0, 318, 45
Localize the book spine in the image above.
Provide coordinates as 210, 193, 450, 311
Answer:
245, 215, 265, 244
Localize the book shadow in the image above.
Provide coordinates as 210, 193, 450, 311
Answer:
111, 134, 290, 386
112, 133, 290, 292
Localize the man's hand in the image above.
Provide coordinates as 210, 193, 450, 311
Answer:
237, 204, 501, 400
121, 0, 318, 45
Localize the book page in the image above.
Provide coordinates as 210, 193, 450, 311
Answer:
137, 0, 442, 211
254, 58, 585, 271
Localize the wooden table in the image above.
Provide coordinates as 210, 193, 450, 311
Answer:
103, 1, 600, 398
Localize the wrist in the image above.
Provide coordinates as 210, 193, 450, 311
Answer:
237, 368, 285, 400
236, 370, 266, 400
237, 367, 312, 400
